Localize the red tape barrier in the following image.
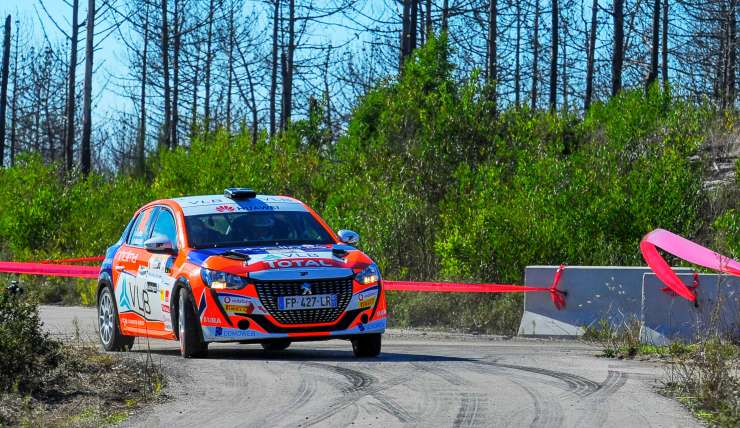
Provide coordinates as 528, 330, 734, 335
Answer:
0, 261, 99, 278
640, 228, 740, 302
384, 264, 567, 310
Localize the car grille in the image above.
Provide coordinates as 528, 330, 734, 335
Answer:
254, 277, 354, 325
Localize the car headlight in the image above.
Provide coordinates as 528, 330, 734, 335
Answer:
201, 268, 248, 290
356, 263, 381, 286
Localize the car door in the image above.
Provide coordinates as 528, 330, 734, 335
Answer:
113, 207, 158, 332
143, 207, 179, 332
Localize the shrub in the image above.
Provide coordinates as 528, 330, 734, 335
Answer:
0, 287, 61, 393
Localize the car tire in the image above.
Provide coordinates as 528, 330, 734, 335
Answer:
178, 288, 208, 358
97, 284, 134, 352
351, 334, 381, 357
261, 340, 291, 351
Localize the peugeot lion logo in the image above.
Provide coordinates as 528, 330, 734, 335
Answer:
301, 283, 312, 295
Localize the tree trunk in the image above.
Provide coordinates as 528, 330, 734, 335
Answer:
400, 0, 411, 70
9, 17, 17, 166
531, 0, 540, 110
561, 23, 568, 110
160, 0, 171, 149
226, 7, 234, 132
549, 0, 558, 111
646, 0, 660, 89
190, 42, 200, 138
0, 15, 10, 167
661, 0, 668, 91
170, 0, 180, 148
80, 0, 95, 175
584, 0, 598, 110
425, 0, 432, 37
64, 0, 80, 171
410, 0, 417, 51
419, 0, 425, 45
280, 0, 295, 129
204, 0, 214, 130
612, 0, 624, 97
137, 6, 149, 176
442, 0, 449, 33
487, 0, 497, 107
235, 41, 258, 145
269, 0, 279, 136
725, 2, 736, 109
514, 0, 521, 108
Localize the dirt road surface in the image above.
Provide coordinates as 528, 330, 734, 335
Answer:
39, 305, 698, 427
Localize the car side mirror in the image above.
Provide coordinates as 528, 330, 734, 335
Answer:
337, 229, 360, 245
144, 234, 176, 254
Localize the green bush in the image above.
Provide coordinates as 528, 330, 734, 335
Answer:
0, 288, 61, 393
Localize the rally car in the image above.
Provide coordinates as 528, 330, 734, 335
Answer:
96, 188, 386, 358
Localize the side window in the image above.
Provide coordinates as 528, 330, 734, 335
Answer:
151, 209, 178, 247
128, 207, 157, 247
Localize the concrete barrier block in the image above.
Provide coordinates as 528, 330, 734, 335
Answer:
518, 266, 691, 337
640, 273, 740, 345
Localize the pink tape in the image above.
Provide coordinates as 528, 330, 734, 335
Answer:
384, 265, 567, 310
640, 228, 740, 301
0, 261, 100, 278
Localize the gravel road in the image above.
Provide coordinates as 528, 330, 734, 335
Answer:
39, 305, 699, 428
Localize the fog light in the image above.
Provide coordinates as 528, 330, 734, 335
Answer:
237, 319, 250, 330
360, 314, 369, 324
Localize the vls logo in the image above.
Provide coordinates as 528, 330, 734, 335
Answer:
301, 283, 312, 295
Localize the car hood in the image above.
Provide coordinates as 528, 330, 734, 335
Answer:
188, 244, 372, 277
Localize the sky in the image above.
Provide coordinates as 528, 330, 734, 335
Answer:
0, 0, 389, 122
2, 0, 134, 118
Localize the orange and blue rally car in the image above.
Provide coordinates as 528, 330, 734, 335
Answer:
96, 188, 386, 358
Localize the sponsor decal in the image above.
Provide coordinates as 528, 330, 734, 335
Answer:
214, 327, 257, 338
162, 304, 170, 313
222, 295, 250, 305
358, 295, 377, 309
202, 315, 221, 324
146, 281, 158, 293
122, 318, 145, 327
159, 289, 171, 303
376, 309, 387, 317
224, 302, 254, 314
216, 205, 236, 213
118, 275, 152, 316
164, 257, 174, 274
118, 250, 139, 263
265, 259, 334, 269
184, 198, 226, 206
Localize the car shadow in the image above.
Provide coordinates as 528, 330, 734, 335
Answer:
130, 346, 475, 363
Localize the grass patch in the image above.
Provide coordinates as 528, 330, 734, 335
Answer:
0, 286, 165, 427
661, 338, 739, 427
583, 319, 739, 426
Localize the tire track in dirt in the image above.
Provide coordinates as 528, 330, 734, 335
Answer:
299, 363, 414, 426
573, 370, 632, 428
474, 360, 600, 397
411, 361, 488, 427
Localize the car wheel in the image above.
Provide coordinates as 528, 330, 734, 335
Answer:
178, 288, 208, 358
261, 340, 291, 351
351, 334, 381, 357
98, 284, 134, 352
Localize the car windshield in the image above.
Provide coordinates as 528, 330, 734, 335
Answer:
185, 211, 335, 248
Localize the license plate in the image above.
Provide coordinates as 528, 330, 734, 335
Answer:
278, 294, 337, 310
